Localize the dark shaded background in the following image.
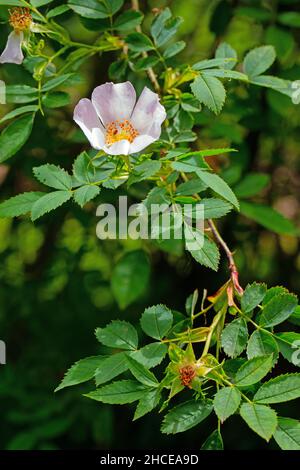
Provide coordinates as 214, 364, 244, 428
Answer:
0, 0, 299, 450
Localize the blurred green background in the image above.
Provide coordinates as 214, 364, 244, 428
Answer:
0, 0, 299, 450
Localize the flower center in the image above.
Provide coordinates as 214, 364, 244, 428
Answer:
179, 365, 196, 387
105, 119, 139, 145
9, 8, 32, 32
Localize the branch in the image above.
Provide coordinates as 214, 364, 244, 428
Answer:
208, 219, 244, 295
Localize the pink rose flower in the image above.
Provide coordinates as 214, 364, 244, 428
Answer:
74, 82, 166, 155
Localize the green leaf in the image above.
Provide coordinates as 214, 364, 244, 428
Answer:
215, 42, 237, 70
153, 17, 183, 48
191, 74, 226, 114
31, 0, 54, 6
55, 356, 106, 391
275, 332, 300, 365
95, 352, 128, 386
85, 380, 149, 404
129, 342, 168, 369
127, 160, 161, 186
42, 74, 74, 92
259, 293, 298, 327
134, 56, 160, 71
163, 41, 186, 59
46, 5, 70, 19
114, 10, 143, 31
243, 46, 276, 78
278, 12, 300, 28
5, 85, 38, 104
240, 201, 298, 236
0, 114, 35, 163
254, 374, 300, 404
33, 164, 72, 190
95, 320, 138, 351
262, 286, 288, 305
247, 330, 279, 363
140, 304, 173, 340
201, 429, 223, 450
178, 148, 236, 160
126, 355, 158, 387
234, 173, 270, 198
0, 0, 23, 5
161, 400, 213, 434
235, 355, 273, 387
68, 0, 123, 19
111, 250, 150, 309
126, 33, 154, 52
240, 403, 277, 441
0, 105, 39, 124
175, 178, 207, 196
290, 306, 300, 327
241, 282, 267, 313
250, 75, 289, 93
72, 151, 94, 183
73, 185, 100, 207
213, 387, 241, 422
192, 58, 237, 71
274, 417, 300, 450
134, 389, 161, 421
221, 318, 248, 358
200, 198, 233, 219
151, 8, 171, 42
42, 91, 71, 109
31, 191, 72, 221
203, 69, 249, 82
185, 229, 220, 272
171, 160, 209, 174
0, 192, 44, 218
196, 170, 239, 210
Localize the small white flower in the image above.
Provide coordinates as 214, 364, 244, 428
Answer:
74, 81, 166, 155
0, 8, 32, 65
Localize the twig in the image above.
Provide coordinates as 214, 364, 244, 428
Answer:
131, 0, 160, 92
180, 172, 243, 295
208, 219, 244, 295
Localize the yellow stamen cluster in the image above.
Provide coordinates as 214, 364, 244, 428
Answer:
105, 119, 139, 145
9, 8, 32, 33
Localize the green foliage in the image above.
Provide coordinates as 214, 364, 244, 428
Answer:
85, 380, 149, 404
161, 400, 213, 434
254, 374, 300, 404
241, 282, 267, 313
33, 165, 73, 190
201, 429, 223, 450
235, 355, 273, 387
111, 250, 150, 309
213, 387, 241, 422
221, 318, 248, 358
96, 321, 138, 351
240, 403, 277, 441
0, 114, 35, 163
273, 417, 300, 450
259, 293, 298, 327
140, 305, 173, 340
31, 191, 72, 221
191, 75, 226, 114
243, 46, 276, 78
